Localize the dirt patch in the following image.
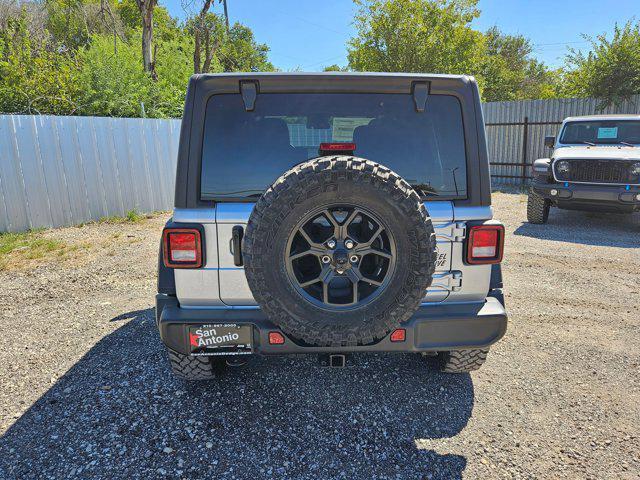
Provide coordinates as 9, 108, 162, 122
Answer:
0, 194, 638, 479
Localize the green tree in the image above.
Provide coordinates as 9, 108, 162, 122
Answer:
218, 22, 274, 72
347, 0, 484, 75
117, 0, 179, 42
187, 8, 226, 74
323, 64, 348, 71
154, 34, 197, 115
480, 26, 561, 102
0, 0, 275, 117
44, 0, 125, 51
75, 34, 158, 116
0, 9, 80, 115
563, 21, 640, 106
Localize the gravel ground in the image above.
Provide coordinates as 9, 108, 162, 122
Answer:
0, 193, 639, 479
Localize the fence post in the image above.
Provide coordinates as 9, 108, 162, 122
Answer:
521, 116, 529, 186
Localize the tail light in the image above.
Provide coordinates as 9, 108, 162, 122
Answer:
390, 328, 406, 342
162, 228, 203, 268
466, 224, 504, 264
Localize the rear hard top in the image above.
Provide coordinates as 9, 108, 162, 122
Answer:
174, 72, 492, 209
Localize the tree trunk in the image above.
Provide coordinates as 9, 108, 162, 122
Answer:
222, 0, 229, 32
202, 31, 220, 73
194, 31, 202, 73
136, 0, 158, 79
193, 0, 214, 74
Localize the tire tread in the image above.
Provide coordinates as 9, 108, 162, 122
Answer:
527, 190, 550, 224
168, 350, 216, 381
243, 156, 437, 347
439, 349, 489, 373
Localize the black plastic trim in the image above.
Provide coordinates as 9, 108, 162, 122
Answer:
490, 264, 503, 290
156, 296, 508, 355
532, 181, 640, 211
157, 219, 176, 295
232, 225, 244, 266
412, 81, 430, 112
240, 80, 258, 111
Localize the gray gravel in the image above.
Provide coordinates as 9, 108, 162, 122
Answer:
0, 193, 639, 479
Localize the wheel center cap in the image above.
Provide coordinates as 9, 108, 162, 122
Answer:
333, 249, 349, 267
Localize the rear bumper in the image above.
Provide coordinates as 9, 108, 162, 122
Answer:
532, 181, 640, 213
156, 294, 508, 355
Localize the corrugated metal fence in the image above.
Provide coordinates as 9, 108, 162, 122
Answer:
2, 94, 640, 232
484, 94, 640, 185
0, 115, 180, 232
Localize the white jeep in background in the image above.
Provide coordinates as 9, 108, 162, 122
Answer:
528, 114, 640, 223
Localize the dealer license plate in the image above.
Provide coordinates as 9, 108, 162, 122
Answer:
188, 324, 253, 356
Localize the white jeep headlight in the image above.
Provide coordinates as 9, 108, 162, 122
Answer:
556, 160, 571, 174
630, 162, 640, 176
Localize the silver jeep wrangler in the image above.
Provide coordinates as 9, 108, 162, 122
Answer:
156, 73, 507, 380
528, 114, 640, 223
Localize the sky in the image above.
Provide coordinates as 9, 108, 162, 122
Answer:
163, 0, 639, 71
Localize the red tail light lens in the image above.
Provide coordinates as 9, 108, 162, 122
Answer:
466, 225, 504, 264
162, 228, 203, 268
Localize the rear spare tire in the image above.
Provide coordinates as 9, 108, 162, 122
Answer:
243, 156, 437, 347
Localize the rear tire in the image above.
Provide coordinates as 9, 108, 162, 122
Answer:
439, 349, 489, 373
167, 350, 218, 380
527, 190, 550, 224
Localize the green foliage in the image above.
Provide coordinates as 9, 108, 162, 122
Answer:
0, 0, 274, 118
0, 9, 80, 114
323, 64, 348, 72
117, 0, 179, 42
98, 208, 145, 223
75, 34, 157, 117
346, 0, 561, 101
218, 22, 274, 72
3, 0, 638, 112
348, 0, 484, 75
480, 26, 562, 102
0, 229, 66, 269
563, 21, 640, 106
154, 34, 197, 116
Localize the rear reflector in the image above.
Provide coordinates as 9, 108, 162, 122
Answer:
466, 225, 504, 264
319, 142, 356, 152
268, 332, 285, 345
162, 228, 203, 268
390, 329, 406, 342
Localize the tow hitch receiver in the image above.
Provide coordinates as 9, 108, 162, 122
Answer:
319, 353, 352, 368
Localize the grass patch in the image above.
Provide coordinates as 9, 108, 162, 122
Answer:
0, 230, 66, 270
98, 209, 146, 225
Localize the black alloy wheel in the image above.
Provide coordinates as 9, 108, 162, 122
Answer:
285, 205, 396, 309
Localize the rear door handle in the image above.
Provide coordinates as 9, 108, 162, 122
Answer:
232, 226, 244, 266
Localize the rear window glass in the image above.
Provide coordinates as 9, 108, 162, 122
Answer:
200, 93, 467, 200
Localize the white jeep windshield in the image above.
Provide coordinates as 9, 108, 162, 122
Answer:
560, 120, 640, 145
200, 93, 468, 200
